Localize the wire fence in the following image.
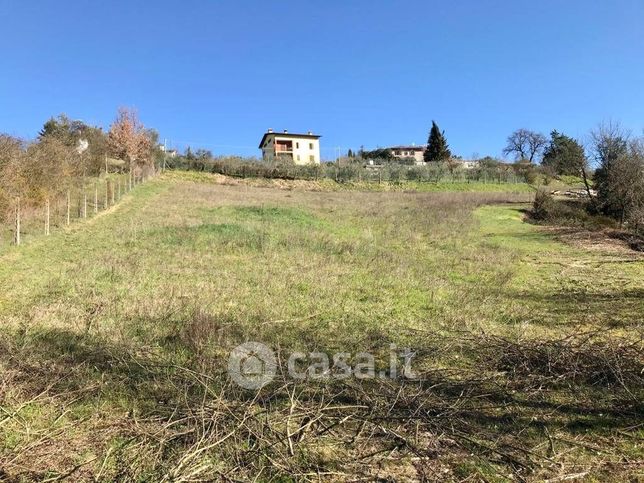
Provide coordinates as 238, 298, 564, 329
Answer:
0, 170, 156, 252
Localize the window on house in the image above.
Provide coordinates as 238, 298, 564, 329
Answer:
297, 155, 300, 161
309, 155, 315, 162
309, 143, 314, 150
296, 142, 299, 149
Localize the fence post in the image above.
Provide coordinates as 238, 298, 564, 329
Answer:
83, 191, 87, 219
14, 198, 20, 246
66, 190, 71, 226
94, 183, 98, 214
111, 182, 115, 205
117, 179, 121, 200
105, 181, 109, 209
129, 170, 132, 190
45, 198, 50, 235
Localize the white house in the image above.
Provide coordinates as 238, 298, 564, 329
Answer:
259, 129, 321, 165
389, 145, 426, 165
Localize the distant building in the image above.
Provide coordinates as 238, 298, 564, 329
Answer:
459, 160, 479, 170
390, 145, 426, 164
159, 145, 178, 157
259, 129, 321, 165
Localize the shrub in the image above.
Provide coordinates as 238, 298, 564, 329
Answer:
406, 166, 427, 181
532, 190, 557, 221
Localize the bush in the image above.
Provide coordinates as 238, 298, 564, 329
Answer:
532, 190, 557, 221
384, 164, 407, 183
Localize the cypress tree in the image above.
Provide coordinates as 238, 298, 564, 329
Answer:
424, 121, 451, 162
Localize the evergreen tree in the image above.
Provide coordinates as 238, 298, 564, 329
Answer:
38, 114, 87, 146
424, 121, 451, 162
541, 130, 587, 175
347, 148, 354, 158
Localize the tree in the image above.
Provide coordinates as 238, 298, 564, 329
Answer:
38, 114, 109, 176
0, 135, 25, 221
589, 122, 643, 225
81, 126, 109, 176
38, 114, 86, 145
107, 107, 153, 172
608, 140, 644, 227
347, 148, 354, 158
24, 137, 77, 203
192, 149, 213, 171
590, 122, 629, 217
503, 129, 547, 163
424, 121, 451, 162
541, 130, 587, 176
361, 148, 394, 162
0, 135, 23, 172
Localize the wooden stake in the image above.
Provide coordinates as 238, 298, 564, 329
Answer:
105, 181, 109, 208
15, 198, 20, 246
94, 183, 98, 214
66, 190, 71, 226
83, 193, 87, 219
45, 198, 50, 235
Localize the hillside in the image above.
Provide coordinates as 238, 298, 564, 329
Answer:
0, 174, 641, 481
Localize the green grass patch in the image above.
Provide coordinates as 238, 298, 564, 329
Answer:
0, 175, 641, 481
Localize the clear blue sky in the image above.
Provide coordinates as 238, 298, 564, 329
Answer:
1, 0, 642, 160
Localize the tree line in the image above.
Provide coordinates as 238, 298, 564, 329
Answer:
354, 120, 643, 231
503, 123, 643, 230
0, 108, 162, 224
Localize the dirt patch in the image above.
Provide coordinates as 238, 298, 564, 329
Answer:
543, 225, 644, 257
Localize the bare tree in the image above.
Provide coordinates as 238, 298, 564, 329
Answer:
107, 107, 153, 174
589, 121, 629, 168
503, 129, 547, 162
0, 135, 25, 226
607, 139, 644, 227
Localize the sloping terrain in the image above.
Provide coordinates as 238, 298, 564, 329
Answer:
0, 174, 641, 481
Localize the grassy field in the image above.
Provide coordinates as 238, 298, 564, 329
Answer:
0, 172, 642, 481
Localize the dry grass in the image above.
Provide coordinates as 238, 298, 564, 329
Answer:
0, 174, 641, 481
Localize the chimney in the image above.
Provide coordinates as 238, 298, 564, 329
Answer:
283, 129, 288, 134
267, 128, 273, 133
307, 131, 313, 135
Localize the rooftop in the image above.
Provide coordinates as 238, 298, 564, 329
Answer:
390, 145, 426, 151
259, 129, 321, 148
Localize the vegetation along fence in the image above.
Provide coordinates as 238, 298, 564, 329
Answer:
0, 170, 155, 251
168, 156, 529, 184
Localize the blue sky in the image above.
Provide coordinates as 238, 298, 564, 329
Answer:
1, 0, 642, 160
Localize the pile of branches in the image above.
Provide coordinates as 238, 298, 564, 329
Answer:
1, 330, 642, 481
470, 331, 643, 394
